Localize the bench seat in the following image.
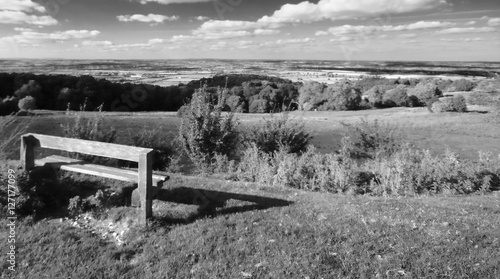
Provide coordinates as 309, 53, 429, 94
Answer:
35, 155, 169, 205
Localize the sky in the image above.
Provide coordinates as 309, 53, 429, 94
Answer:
0, 0, 499, 61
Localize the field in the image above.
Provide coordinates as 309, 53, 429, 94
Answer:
1, 106, 500, 278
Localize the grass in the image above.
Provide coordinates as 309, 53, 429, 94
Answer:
1, 176, 499, 278
1, 107, 500, 278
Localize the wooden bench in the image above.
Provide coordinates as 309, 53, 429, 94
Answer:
20, 133, 169, 224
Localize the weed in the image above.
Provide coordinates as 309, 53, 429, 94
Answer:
244, 113, 311, 154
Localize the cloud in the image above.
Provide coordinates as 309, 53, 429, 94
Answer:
190, 20, 283, 40
136, 0, 214, 4
0, 0, 46, 13
465, 21, 476, 25
117, 14, 179, 23
0, 30, 100, 45
254, 29, 280, 35
315, 21, 455, 36
329, 36, 354, 42
0, 10, 58, 25
435, 27, 496, 34
440, 37, 484, 42
195, 16, 209, 21
488, 18, 500, 26
258, 0, 448, 24
82, 40, 113, 47
276, 38, 313, 44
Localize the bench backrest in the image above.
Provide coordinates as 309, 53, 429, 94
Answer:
21, 133, 153, 162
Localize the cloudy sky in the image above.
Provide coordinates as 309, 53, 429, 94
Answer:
0, 0, 499, 61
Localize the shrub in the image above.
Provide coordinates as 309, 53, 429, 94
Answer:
244, 113, 311, 154
15, 166, 68, 217
382, 86, 410, 107
0, 114, 32, 160
366, 148, 500, 195
119, 127, 179, 171
407, 82, 443, 106
178, 86, 239, 172
18, 96, 37, 110
447, 79, 476, 92
340, 119, 407, 159
63, 111, 117, 163
432, 95, 467, 113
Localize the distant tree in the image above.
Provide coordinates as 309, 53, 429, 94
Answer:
14, 80, 42, 100
298, 81, 327, 111
18, 96, 37, 110
249, 99, 270, 113
407, 82, 442, 106
383, 86, 410, 107
447, 79, 476, 92
320, 80, 362, 111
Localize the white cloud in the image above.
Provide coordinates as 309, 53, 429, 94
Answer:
488, 18, 500, 26
440, 37, 484, 42
117, 14, 179, 23
0, 0, 46, 13
197, 30, 252, 40
276, 38, 313, 44
435, 27, 496, 34
465, 21, 476, 25
14, 27, 33, 32
258, 0, 448, 24
254, 29, 280, 35
0, 30, 100, 45
0, 10, 58, 25
82, 40, 113, 47
195, 16, 209, 21
316, 21, 455, 36
329, 36, 354, 42
137, 0, 214, 4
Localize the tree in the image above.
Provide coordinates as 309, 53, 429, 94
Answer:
18, 96, 37, 110
383, 86, 410, 107
178, 86, 239, 172
14, 80, 42, 100
298, 81, 326, 111
321, 80, 362, 111
407, 82, 442, 106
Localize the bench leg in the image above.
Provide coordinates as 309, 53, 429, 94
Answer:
138, 152, 153, 225
21, 135, 35, 171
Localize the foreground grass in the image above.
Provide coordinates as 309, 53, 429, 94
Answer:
2, 175, 499, 278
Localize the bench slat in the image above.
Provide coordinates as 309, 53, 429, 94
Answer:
35, 155, 168, 185
24, 133, 153, 162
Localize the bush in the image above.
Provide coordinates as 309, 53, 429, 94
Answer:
15, 166, 68, 217
178, 86, 239, 172
18, 96, 37, 110
244, 113, 311, 154
366, 148, 500, 195
382, 86, 410, 107
407, 82, 443, 106
340, 119, 407, 160
0, 114, 32, 160
432, 95, 467, 113
447, 79, 476, 92
63, 111, 117, 163
119, 127, 179, 171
